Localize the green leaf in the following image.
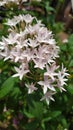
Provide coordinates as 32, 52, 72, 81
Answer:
29, 102, 44, 120
61, 117, 68, 128
69, 60, 73, 67
67, 35, 73, 53
42, 111, 61, 123
67, 84, 73, 94
11, 86, 21, 99
42, 117, 52, 122
25, 120, 38, 130
23, 109, 34, 118
24, 102, 44, 120
41, 121, 45, 130
0, 77, 16, 99
0, 60, 5, 68
50, 111, 62, 118
60, 44, 67, 51
45, 2, 54, 12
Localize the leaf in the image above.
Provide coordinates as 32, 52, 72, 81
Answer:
24, 102, 44, 120
67, 84, 73, 94
29, 102, 44, 120
60, 44, 67, 51
0, 77, 16, 99
61, 117, 68, 128
50, 111, 62, 118
42, 117, 52, 123
45, 2, 54, 12
0, 60, 5, 68
68, 35, 73, 53
25, 120, 38, 130
11, 86, 21, 99
41, 121, 45, 130
23, 109, 34, 118
69, 60, 73, 67
42, 111, 61, 123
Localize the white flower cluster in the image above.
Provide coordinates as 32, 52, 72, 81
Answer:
0, 14, 69, 104
0, 0, 28, 6
0, 0, 41, 6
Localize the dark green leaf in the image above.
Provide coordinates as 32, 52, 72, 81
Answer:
25, 120, 38, 130
29, 102, 44, 120
67, 84, 73, 94
50, 110, 62, 119
23, 109, 34, 118
0, 77, 16, 99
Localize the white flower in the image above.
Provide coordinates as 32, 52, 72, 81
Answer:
2, 32, 18, 45
0, 0, 41, 6
36, 27, 55, 44
38, 76, 56, 94
33, 58, 46, 69
57, 64, 69, 92
61, 64, 69, 77
13, 63, 29, 80
44, 63, 59, 81
0, 0, 25, 6
27, 38, 39, 48
23, 48, 35, 62
35, 45, 47, 59
6, 18, 18, 26
0, 13, 69, 104
6, 14, 35, 27
0, 47, 10, 61
0, 1, 6, 6
25, 83, 37, 94
50, 44, 60, 59
10, 46, 25, 62
40, 91, 55, 105
62, 39, 68, 43
23, 14, 34, 24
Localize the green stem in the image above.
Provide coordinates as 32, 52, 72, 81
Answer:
55, 0, 65, 19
